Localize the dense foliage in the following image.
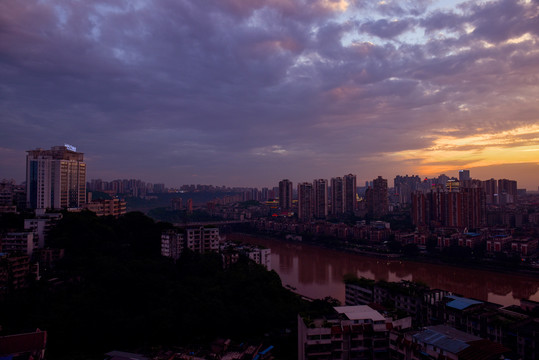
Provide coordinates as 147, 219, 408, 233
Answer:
0, 212, 306, 359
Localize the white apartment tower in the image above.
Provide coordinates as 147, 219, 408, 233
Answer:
26, 145, 86, 209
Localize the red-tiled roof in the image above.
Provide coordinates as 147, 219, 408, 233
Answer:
0, 330, 47, 355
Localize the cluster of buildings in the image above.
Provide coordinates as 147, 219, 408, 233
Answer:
278, 175, 388, 220
411, 186, 486, 229
1, 145, 127, 217
298, 305, 412, 360
408, 175, 523, 231
0, 209, 65, 295
299, 277, 539, 359
0, 179, 26, 213
251, 218, 392, 243
0, 146, 126, 296
321, 277, 539, 360
88, 178, 166, 198
298, 303, 517, 360
220, 169, 538, 263
160, 227, 271, 269
394, 171, 519, 206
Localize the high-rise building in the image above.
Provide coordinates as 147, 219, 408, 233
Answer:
343, 174, 357, 214
26, 145, 86, 209
366, 176, 388, 218
411, 187, 486, 229
394, 175, 421, 204
331, 177, 344, 216
498, 179, 517, 196
458, 169, 470, 182
483, 178, 497, 204
279, 179, 293, 210
313, 179, 328, 219
297, 182, 314, 221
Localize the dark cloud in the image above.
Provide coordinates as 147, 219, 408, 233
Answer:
360, 18, 417, 38
465, 0, 539, 43
1, 0, 538, 188
420, 10, 464, 34
352, 0, 432, 17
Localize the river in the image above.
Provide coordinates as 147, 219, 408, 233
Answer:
229, 233, 539, 307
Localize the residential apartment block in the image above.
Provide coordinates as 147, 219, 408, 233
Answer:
161, 227, 221, 260
23, 210, 62, 248
84, 198, 127, 218
0, 232, 35, 257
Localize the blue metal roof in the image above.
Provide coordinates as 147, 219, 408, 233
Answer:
446, 295, 483, 310
259, 345, 274, 355
413, 329, 470, 354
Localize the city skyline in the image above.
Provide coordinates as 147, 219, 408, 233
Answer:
4, 155, 536, 192
1, 0, 538, 189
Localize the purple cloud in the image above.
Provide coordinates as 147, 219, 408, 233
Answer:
1, 0, 538, 189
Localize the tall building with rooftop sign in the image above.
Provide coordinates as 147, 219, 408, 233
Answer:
26, 145, 86, 209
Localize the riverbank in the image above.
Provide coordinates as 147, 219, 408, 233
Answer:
230, 231, 539, 278
228, 232, 539, 306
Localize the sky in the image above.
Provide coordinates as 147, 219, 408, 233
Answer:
1, 0, 538, 190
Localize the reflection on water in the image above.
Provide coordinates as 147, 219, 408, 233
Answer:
230, 234, 539, 306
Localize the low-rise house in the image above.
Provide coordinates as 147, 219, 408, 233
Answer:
457, 232, 484, 248
389, 325, 510, 360
510, 238, 538, 258
486, 234, 512, 253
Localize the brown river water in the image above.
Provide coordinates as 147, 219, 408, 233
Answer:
229, 233, 539, 307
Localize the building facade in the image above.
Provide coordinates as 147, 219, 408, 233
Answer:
297, 182, 314, 221
412, 187, 486, 229
313, 179, 328, 219
366, 176, 388, 219
343, 174, 357, 214
298, 305, 411, 360
161, 226, 221, 260
84, 198, 127, 218
26, 145, 86, 209
331, 177, 344, 216
279, 179, 294, 211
